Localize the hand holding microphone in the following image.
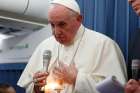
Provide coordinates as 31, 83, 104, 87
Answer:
33, 71, 49, 87
33, 50, 51, 89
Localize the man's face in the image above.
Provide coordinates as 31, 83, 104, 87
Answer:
48, 5, 82, 46
129, 0, 140, 15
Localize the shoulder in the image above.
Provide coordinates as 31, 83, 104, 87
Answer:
84, 28, 124, 61
84, 28, 116, 46
33, 36, 57, 54
39, 36, 56, 47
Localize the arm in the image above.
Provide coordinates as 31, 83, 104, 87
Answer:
74, 39, 127, 93
17, 45, 46, 93
93, 39, 127, 84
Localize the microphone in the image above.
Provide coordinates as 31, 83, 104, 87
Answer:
43, 50, 52, 72
131, 59, 140, 80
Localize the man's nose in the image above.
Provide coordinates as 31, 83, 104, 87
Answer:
54, 27, 62, 35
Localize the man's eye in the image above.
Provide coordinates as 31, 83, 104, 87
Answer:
58, 22, 66, 27
51, 23, 55, 27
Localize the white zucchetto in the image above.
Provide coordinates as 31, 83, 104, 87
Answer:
51, 0, 80, 14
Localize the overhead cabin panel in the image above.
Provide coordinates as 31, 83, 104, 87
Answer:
0, 0, 28, 14
25, 0, 50, 19
0, 0, 51, 36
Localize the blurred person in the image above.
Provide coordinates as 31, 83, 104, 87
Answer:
17, 0, 127, 93
129, 0, 140, 16
125, 0, 140, 93
0, 83, 16, 93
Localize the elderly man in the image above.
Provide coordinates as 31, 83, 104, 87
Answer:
17, 0, 127, 93
125, 0, 140, 93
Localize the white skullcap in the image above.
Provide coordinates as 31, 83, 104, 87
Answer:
51, 0, 80, 14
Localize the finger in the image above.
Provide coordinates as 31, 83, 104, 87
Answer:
37, 76, 47, 82
52, 68, 64, 77
53, 66, 63, 73
34, 71, 41, 77
34, 76, 46, 84
52, 68, 65, 80
127, 79, 138, 84
34, 77, 47, 87
34, 72, 49, 79
33, 72, 48, 83
34, 81, 46, 87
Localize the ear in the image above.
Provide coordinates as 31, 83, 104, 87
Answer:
76, 15, 83, 23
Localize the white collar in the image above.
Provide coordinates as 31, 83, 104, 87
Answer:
73, 24, 85, 42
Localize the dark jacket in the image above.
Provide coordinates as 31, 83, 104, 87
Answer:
128, 29, 140, 79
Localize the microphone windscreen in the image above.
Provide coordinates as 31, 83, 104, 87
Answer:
43, 50, 51, 72
43, 50, 51, 60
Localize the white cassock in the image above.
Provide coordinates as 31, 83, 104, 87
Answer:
17, 24, 127, 93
